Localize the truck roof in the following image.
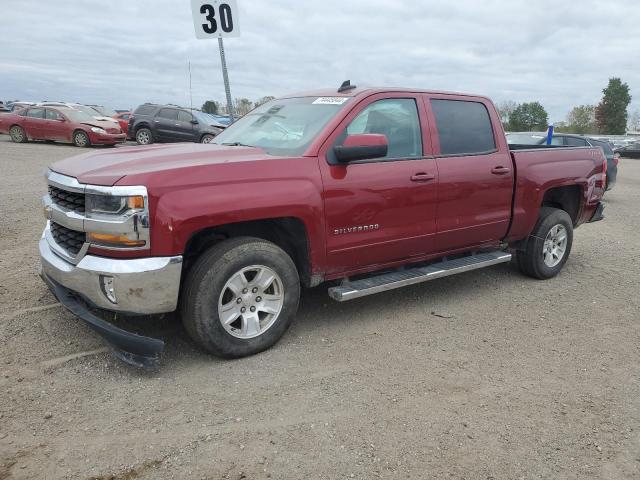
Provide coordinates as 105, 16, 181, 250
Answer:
281, 86, 491, 102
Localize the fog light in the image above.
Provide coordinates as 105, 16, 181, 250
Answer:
100, 275, 117, 304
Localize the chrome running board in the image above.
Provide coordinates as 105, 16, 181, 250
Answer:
328, 250, 512, 302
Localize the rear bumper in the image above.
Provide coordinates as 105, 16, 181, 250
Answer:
589, 202, 605, 223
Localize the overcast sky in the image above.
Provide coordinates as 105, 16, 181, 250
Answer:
1, 0, 638, 122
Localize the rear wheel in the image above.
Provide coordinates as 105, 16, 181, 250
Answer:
181, 237, 300, 358
9, 125, 27, 143
73, 130, 91, 147
516, 207, 573, 279
136, 127, 153, 145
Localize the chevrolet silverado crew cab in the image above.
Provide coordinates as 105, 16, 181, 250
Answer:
40, 82, 606, 367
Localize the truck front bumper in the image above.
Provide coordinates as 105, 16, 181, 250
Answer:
39, 234, 182, 368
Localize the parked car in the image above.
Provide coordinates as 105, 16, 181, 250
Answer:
616, 141, 640, 159
209, 114, 233, 126
39, 85, 607, 367
0, 101, 10, 112
128, 104, 225, 145
507, 133, 618, 190
112, 111, 131, 133
0, 105, 125, 146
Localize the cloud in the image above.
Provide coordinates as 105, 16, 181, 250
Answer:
1, 0, 638, 122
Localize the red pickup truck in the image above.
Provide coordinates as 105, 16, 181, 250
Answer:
40, 83, 606, 367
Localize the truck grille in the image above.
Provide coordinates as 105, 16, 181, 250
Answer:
48, 185, 85, 213
50, 222, 86, 255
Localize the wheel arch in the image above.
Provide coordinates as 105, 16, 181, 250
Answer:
541, 184, 582, 225
183, 217, 313, 287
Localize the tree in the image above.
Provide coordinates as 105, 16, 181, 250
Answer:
496, 100, 517, 125
565, 105, 597, 134
234, 98, 254, 116
507, 102, 549, 131
254, 96, 275, 107
595, 78, 631, 134
201, 100, 220, 115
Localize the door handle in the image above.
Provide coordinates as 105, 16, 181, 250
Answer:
491, 166, 511, 175
410, 173, 435, 182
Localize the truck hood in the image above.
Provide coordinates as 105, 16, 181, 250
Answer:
50, 143, 272, 186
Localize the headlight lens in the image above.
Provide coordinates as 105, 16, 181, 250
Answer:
90, 127, 106, 134
86, 194, 144, 216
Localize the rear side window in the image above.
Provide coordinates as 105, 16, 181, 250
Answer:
134, 105, 156, 115
566, 137, 588, 147
26, 108, 45, 118
431, 100, 496, 156
157, 108, 178, 120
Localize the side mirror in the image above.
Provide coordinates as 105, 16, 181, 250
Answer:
57, 117, 66, 122
190, 119, 198, 124
333, 133, 388, 162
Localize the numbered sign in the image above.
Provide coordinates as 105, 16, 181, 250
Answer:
190, 0, 240, 39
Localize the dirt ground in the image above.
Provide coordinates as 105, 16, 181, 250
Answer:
0, 136, 638, 480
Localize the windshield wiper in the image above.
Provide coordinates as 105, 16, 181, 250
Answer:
221, 142, 253, 147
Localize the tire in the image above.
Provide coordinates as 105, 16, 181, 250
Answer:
200, 134, 215, 144
181, 237, 300, 358
136, 127, 153, 145
516, 207, 573, 279
9, 125, 27, 143
73, 130, 91, 148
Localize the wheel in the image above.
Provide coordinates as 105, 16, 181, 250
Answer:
73, 130, 91, 147
9, 125, 27, 143
136, 127, 153, 145
200, 134, 215, 144
181, 237, 300, 358
516, 207, 573, 279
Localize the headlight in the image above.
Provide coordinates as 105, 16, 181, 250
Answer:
90, 127, 106, 134
86, 194, 144, 216
85, 189, 149, 249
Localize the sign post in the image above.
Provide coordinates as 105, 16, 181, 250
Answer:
190, 0, 240, 121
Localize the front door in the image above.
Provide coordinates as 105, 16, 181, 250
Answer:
176, 110, 197, 141
318, 94, 438, 276
424, 95, 513, 251
43, 108, 69, 141
154, 108, 180, 141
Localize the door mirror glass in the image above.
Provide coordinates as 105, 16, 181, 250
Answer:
333, 134, 388, 162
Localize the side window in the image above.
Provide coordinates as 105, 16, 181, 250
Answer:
121, 114, 130, 120
26, 108, 45, 119
566, 137, 587, 147
157, 108, 178, 120
340, 98, 422, 159
45, 109, 63, 120
177, 111, 193, 122
430, 99, 496, 156
550, 136, 564, 146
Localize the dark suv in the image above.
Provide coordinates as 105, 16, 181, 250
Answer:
128, 104, 225, 145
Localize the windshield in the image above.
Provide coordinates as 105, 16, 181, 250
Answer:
91, 105, 116, 116
212, 96, 351, 156
61, 108, 100, 123
193, 110, 223, 126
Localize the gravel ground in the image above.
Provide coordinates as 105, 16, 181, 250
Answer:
0, 136, 639, 480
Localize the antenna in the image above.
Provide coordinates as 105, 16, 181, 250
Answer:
188, 61, 193, 112
338, 80, 356, 93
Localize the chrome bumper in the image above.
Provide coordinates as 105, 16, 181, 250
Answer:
39, 231, 182, 314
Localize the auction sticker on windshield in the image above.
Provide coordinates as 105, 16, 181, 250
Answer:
312, 97, 350, 105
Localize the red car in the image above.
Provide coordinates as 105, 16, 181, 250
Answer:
0, 106, 126, 147
112, 111, 131, 133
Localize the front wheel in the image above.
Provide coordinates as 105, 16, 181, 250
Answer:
73, 130, 91, 147
181, 237, 300, 358
516, 207, 573, 279
200, 134, 215, 143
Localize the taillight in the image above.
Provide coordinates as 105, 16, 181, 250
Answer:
602, 155, 607, 187
613, 154, 620, 166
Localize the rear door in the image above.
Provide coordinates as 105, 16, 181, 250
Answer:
318, 93, 438, 275
43, 108, 69, 141
23, 107, 46, 139
154, 108, 179, 141
424, 96, 513, 252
